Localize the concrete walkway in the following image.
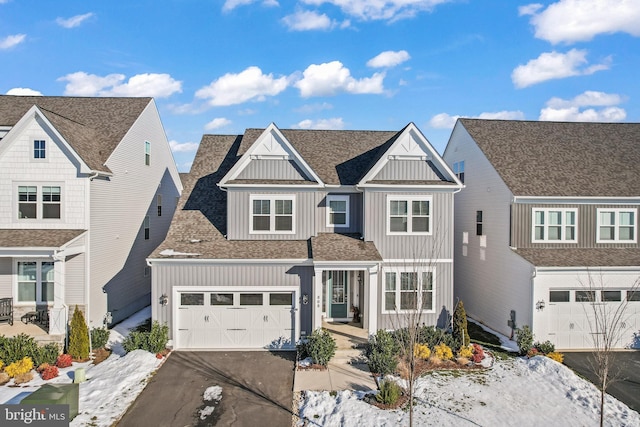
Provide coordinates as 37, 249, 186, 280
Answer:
294, 322, 378, 392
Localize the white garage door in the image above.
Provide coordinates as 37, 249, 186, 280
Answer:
547, 289, 640, 350
177, 291, 295, 350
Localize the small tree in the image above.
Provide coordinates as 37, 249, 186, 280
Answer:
452, 300, 470, 347
68, 306, 90, 360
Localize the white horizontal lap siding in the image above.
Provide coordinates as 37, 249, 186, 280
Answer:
89, 102, 181, 327
364, 190, 454, 260
0, 116, 87, 229
0, 258, 11, 298
64, 252, 85, 306
444, 124, 534, 338
226, 190, 318, 240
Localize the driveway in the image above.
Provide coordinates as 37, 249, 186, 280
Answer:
563, 351, 640, 413
117, 351, 296, 427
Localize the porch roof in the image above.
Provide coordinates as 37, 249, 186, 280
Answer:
0, 229, 86, 249
310, 233, 382, 262
513, 247, 640, 268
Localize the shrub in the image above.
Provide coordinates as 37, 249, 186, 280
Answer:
457, 345, 474, 359
456, 356, 470, 365
433, 343, 453, 360
301, 329, 336, 367
0, 334, 38, 365
122, 321, 169, 354
91, 327, 110, 350
69, 306, 90, 360
453, 301, 470, 347
41, 365, 59, 380
547, 352, 564, 363
365, 330, 399, 375
516, 325, 534, 356
0, 360, 3, 371
0, 372, 9, 385
5, 357, 34, 378
534, 340, 555, 355
14, 371, 34, 385
413, 343, 431, 360
472, 343, 484, 363
376, 380, 402, 406
527, 347, 539, 358
413, 326, 460, 350
33, 343, 60, 367
56, 354, 73, 369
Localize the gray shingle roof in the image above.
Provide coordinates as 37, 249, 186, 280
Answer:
514, 248, 640, 267
311, 233, 382, 262
0, 95, 152, 173
460, 119, 640, 197
0, 229, 86, 248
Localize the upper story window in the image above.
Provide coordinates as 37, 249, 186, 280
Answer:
157, 194, 162, 217
18, 185, 61, 220
384, 270, 434, 313
387, 196, 431, 235
144, 216, 150, 240
326, 195, 349, 228
144, 141, 151, 166
453, 160, 465, 183
250, 195, 295, 234
597, 208, 636, 243
476, 211, 483, 236
532, 208, 577, 243
34, 140, 46, 159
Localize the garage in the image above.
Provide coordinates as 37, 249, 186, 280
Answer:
175, 289, 297, 350
546, 288, 640, 349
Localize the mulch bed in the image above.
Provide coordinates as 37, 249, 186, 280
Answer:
92, 348, 111, 365
296, 363, 328, 371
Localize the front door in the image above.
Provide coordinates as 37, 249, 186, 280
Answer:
328, 271, 348, 318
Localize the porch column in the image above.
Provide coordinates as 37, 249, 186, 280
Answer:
49, 258, 66, 335
313, 267, 323, 331
366, 265, 378, 336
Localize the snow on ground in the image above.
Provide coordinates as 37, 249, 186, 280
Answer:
200, 385, 223, 421
299, 356, 640, 426
0, 306, 165, 427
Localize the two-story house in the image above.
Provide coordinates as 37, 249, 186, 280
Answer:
0, 95, 182, 338
148, 123, 462, 350
444, 118, 640, 350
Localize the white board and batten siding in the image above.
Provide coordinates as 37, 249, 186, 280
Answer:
374, 159, 445, 181
444, 123, 535, 339
236, 159, 309, 181
88, 101, 182, 327
316, 192, 363, 234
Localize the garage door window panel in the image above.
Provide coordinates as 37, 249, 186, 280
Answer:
211, 293, 234, 305
627, 291, 640, 301
270, 293, 292, 305
181, 293, 204, 305
549, 290, 570, 302
240, 293, 263, 305
602, 291, 622, 302
576, 291, 595, 302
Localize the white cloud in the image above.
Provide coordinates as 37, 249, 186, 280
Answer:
282, 10, 336, 31
56, 12, 94, 29
196, 66, 289, 106
301, 0, 451, 21
511, 49, 610, 88
518, 3, 543, 15
6, 87, 42, 96
169, 140, 200, 153
294, 61, 385, 97
0, 34, 26, 49
428, 110, 525, 129
204, 117, 232, 130
367, 50, 410, 68
293, 118, 345, 129
222, 0, 278, 12
524, 0, 640, 44
539, 90, 626, 121
59, 72, 182, 98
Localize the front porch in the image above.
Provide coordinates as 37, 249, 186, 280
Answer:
0, 320, 64, 345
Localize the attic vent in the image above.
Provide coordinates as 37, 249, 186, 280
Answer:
388, 154, 428, 161
250, 154, 289, 160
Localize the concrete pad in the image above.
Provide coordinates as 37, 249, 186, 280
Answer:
294, 369, 332, 392
327, 362, 377, 392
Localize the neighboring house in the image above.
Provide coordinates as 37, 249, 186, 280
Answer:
444, 118, 640, 350
148, 123, 462, 350
0, 95, 182, 338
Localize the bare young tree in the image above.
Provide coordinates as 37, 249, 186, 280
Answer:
579, 270, 640, 427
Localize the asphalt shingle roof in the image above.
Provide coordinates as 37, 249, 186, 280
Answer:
460, 119, 640, 197
514, 248, 640, 267
311, 233, 382, 262
0, 95, 152, 173
0, 229, 86, 248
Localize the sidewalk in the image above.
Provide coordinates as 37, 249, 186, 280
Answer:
293, 322, 378, 392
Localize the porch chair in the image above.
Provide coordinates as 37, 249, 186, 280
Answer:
0, 298, 14, 326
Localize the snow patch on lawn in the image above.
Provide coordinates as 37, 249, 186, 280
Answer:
204, 385, 222, 402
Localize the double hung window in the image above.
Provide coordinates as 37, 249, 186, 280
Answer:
326, 195, 349, 227
18, 185, 61, 220
532, 208, 577, 243
17, 261, 54, 303
250, 195, 295, 233
384, 270, 434, 312
387, 196, 431, 235
597, 209, 636, 243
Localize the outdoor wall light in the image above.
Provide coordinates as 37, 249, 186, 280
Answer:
159, 293, 169, 306
536, 300, 545, 311
302, 294, 309, 305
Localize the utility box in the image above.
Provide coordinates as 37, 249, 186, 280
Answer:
22, 383, 79, 420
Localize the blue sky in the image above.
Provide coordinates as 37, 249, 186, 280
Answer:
1, 0, 639, 171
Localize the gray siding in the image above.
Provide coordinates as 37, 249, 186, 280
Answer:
237, 159, 308, 180
65, 253, 85, 306
226, 190, 320, 240
0, 258, 10, 298
316, 192, 363, 234
373, 159, 445, 181
151, 261, 313, 341
511, 203, 640, 249
364, 190, 454, 260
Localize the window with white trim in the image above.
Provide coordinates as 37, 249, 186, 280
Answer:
326, 195, 349, 227
250, 195, 295, 233
34, 140, 46, 159
18, 185, 62, 220
157, 194, 162, 216
144, 216, 150, 240
384, 269, 434, 312
453, 160, 465, 183
532, 208, 577, 243
144, 141, 151, 166
597, 209, 636, 243
387, 196, 431, 235
17, 261, 54, 303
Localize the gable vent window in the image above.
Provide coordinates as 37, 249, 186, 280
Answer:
476, 211, 483, 236
34, 140, 46, 159
144, 141, 151, 166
